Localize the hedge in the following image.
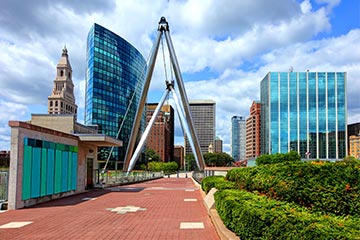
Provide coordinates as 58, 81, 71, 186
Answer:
226, 161, 360, 216
215, 189, 360, 239
201, 176, 235, 194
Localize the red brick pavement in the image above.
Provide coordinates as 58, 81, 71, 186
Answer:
0, 178, 220, 240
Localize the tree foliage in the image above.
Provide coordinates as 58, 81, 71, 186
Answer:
145, 148, 161, 162
255, 151, 301, 166
147, 161, 178, 174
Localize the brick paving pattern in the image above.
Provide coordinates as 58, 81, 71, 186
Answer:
0, 178, 220, 240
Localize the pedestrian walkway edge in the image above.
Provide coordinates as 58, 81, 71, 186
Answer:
191, 178, 239, 240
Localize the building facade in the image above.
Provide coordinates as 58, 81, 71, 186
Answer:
246, 101, 261, 159
260, 71, 347, 159
48, 47, 78, 118
349, 134, 360, 159
174, 145, 184, 169
85, 23, 146, 167
231, 116, 246, 161
214, 137, 223, 153
185, 100, 216, 155
145, 103, 174, 162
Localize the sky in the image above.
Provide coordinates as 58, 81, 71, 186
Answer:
0, 0, 359, 154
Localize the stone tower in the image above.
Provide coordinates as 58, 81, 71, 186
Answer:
48, 46, 77, 118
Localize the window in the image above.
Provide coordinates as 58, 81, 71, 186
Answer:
60, 70, 64, 77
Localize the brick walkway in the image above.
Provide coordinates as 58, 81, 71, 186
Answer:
0, 177, 220, 239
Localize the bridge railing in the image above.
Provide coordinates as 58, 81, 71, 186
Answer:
0, 170, 9, 202
94, 170, 164, 187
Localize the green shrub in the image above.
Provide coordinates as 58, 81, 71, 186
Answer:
226, 161, 360, 216
256, 151, 301, 166
201, 176, 235, 194
215, 189, 360, 239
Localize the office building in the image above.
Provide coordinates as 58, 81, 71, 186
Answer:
185, 100, 216, 155
48, 47, 77, 118
85, 23, 146, 167
231, 116, 246, 161
145, 103, 174, 162
246, 101, 261, 159
260, 71, 347, 159
214, 137, 223, 153
174, 145, 184, 169
349, 134, 360, 159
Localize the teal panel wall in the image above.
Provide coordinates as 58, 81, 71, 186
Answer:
22, 138, 78, 200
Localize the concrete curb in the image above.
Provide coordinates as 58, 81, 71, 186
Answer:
191, 178, 239, 240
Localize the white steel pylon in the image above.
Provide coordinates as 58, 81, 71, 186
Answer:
123, 17, 205, 173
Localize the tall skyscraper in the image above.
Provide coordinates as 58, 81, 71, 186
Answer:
260, 71, 347, 159
145, 103, 174, 162
246, 101, 261, 159
85, 23, 146, 167
185, 100, 216, 155
48, 47, 77, 118
231, 116, 246, 161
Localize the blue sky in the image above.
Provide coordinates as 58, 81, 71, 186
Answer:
0, 0, 359, 154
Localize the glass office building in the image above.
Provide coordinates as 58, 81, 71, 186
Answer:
260, 72, 347, 159
231, 116, 246, 161
85, 23, 146, 166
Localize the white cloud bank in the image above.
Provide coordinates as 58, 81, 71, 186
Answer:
0, 0, 358, 153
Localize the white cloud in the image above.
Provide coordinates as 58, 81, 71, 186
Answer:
0, 0, 358, 155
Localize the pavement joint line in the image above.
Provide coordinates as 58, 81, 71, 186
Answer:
0, 221, 33, 229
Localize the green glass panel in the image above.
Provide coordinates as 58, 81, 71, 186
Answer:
46, 149, 55, 195
61, 152, 68, 192
30, 147, 41, 198
41, 148, 47, 196
22, 146, 32, 200
54, 150, 62, 194
68, 152, 72, 191
71, 152, 78, 190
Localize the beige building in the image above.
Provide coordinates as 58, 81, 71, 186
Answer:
349, 134, 360, 159
48, 46, 78, 118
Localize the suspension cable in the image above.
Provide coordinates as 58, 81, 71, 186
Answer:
101, 42, 155, 173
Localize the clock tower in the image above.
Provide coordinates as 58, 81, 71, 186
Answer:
48, 46, 77, 119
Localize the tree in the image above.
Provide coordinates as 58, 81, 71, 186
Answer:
204, 152, 234, 167
185, 154, 197, 171
145, 148, 161, 162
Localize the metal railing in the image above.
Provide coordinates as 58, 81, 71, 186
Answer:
192, 170, 205, 184
0, 171, 9, 202
95, 170, 164, 187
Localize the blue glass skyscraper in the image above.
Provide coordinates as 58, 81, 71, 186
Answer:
85, 23, 146, 166
231, 116, 246, 161
260, 71, 347, 159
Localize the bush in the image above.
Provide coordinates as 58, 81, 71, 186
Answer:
201, 176, 235, 194
215, 189, 360, 239
226, 161, 360, 216
256, 151, 301, 166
